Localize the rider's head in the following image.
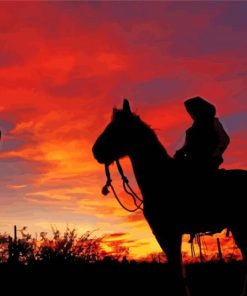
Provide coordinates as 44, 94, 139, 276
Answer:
184, 96, 216, 121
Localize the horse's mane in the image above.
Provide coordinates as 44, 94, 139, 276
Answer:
112, 109, 171, 159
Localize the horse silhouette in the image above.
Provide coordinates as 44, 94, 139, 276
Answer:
92, 99, 247, 295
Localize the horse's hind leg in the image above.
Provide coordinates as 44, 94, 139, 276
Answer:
231, 227, 247, 296
231, 227, 247, 260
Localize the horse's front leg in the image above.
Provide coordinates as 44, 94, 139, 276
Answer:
155, 232, 191, 296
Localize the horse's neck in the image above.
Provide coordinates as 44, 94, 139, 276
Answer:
128, 131, 172, 192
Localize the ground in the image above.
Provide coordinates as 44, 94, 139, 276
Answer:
0, 260, 245, 296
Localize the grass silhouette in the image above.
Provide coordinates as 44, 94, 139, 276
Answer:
0, 226, 245, 296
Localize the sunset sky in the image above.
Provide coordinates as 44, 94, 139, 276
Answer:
0, 2, 247, 260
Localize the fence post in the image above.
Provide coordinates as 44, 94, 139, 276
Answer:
14, 225, 17, 243
197, 235, 204, 262
217, 238, 223, 262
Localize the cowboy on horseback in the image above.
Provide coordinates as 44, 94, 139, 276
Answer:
174, 97, 230, 243
93, 98, 247, 296
174, 97, 230, 174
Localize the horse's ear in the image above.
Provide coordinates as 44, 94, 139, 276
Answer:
123, 99, 131, 114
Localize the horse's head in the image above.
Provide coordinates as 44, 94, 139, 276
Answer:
92, 99, 135, 165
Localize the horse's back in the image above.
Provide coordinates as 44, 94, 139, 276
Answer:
216, 168, 247, 194
144, 167, 247, 235
220, 168, 247, 179
198, 168, 247, 228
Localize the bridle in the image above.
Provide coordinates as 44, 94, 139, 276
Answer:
102, 159, 143, 212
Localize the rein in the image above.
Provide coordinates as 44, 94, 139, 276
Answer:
102, 160, 143, 212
